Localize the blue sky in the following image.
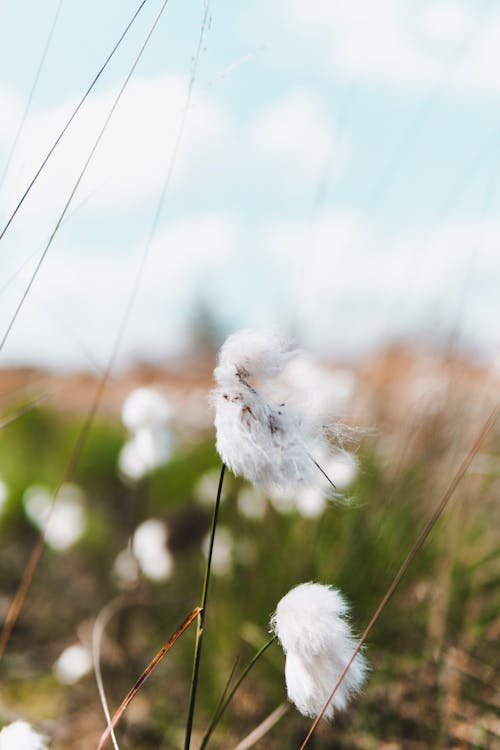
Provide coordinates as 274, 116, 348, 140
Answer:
1, 0, 500, 368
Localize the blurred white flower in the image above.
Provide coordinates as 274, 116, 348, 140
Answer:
271, 582, 367, 720
0, 721, 48, 749
0, 478, 7, 516
211, 330, 345, 495
282, 357, 357, 418
194, 468, 226, 507
53, 643, 92, 685
119, 388, 173, 481
23, 484, 86, 552
201, 526, 234, 576
267, 485, 297, 514
132, 519, 173, 582
294, 486, 326, 518
237, 485, 267, 520
118, 427, 172, 481
121, 387, 172, 432
267, 453, 356, 518
324, 452, 357, 490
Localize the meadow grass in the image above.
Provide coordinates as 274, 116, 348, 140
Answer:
0, 365, 498, 748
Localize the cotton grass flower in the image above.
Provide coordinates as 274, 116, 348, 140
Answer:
121, 386, 172, 431
132, 518, 173, 582
271, 582, 367, 720
119, 387, 173, 482
0, 721, 48, 750
53, 643, 92, 685
211, 330, 346, 494
23, 483, 86, 552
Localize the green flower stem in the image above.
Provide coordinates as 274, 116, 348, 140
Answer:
199, 635, 277, 750
184, 463, 226, 750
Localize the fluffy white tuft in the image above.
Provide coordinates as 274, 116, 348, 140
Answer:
270, 582, 367, 720
119, 388, 173, 481
214, 330, 292, 385
211, 330, 344, 492
121, 387, 172, 432
0, 721, 48, 750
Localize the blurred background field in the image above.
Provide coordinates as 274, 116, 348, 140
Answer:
0, 341, 499, 749
2, 0, 500, 747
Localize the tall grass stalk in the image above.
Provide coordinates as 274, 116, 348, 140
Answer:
184, 463, 226, 750
298, 403, 499, 749
0, 0, 171, 353
0, 0, 64, 192
0, 0, 150, 243
232, 704, 290, 750
97, 606, 202, 750
199, 635, 276, 750
92, 598, 126, 750
0, 0, 209, 662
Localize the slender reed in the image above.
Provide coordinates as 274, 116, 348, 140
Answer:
298, 404, 499, 749
0, 0, 150, 243
0, 0, 172, 660
97, 607, 202, 750
92, 598, 126, 750
0, 392, 52, 430
199, 635, 276, 750
232, 704, 290, 750
0, 0, 171, 353
0, 0, 210, 660
0, 0, 64, 191
184, 464, 226, 750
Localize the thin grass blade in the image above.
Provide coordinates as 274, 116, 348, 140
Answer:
298, 404, 500, 749
97, 606, 202, 750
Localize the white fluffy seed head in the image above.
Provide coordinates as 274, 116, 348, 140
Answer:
211, 330, 342, 494
271, 582, 367, 720
0, 721, 48, 750
214, 329, 291, 385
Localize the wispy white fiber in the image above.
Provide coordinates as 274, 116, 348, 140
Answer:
211, 330, 346, 493
0, 721, 48, 750
271, 582, 367, 720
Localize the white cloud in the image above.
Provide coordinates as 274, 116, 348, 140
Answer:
249, 89, 347, 187
0, 212, 241, 367
419, 2, 471, 47
2, 207, 500, 366
0, 73, 233, 221
0, 85, 23, 142
261, 210, 500, 352
283, 0, 500, 95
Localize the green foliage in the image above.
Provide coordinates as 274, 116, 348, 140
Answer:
0, 405, 498, 749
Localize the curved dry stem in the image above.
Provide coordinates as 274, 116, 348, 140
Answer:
232, 703, 290, 750
92, 597, 126, 750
